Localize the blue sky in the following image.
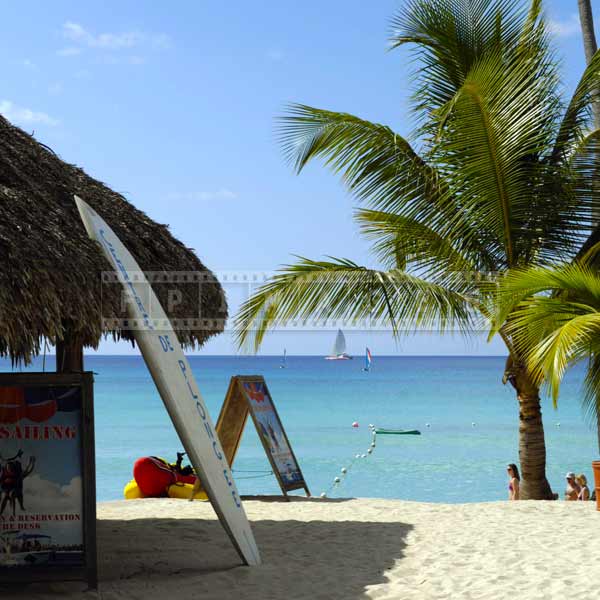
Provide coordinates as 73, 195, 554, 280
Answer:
0, 0, 594, 356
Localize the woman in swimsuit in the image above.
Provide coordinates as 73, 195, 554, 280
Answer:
565, 472, 580, 501
576, 474, 590, 501
507, 463, 520, 500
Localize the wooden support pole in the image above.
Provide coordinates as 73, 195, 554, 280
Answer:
55, 334, 84, 373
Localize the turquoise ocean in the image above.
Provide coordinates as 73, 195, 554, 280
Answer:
2, 355, 597, 502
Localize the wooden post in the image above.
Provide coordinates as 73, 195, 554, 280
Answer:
56, 333, 84, 373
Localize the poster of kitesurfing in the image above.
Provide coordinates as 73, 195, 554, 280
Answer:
0, 384, 85, 571
241, 380, 306, 490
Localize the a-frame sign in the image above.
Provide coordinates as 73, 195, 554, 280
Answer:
216, 376, 310, 497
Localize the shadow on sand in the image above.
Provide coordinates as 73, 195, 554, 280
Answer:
1, 509, 412, 600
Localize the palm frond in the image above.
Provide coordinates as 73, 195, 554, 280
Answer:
234, 256, 479, 353
582, 354, 600, 427
490, 262, 600, 418
527, 311, 600, 407
552, 50, 600, 162
568, 130, 600, 261
389, 0, 534, 115
492, 263, 600, 337
277, 105, 473, 232
389, 0, 553, 131
356, 208, 489, 277
434, 44, 558, 267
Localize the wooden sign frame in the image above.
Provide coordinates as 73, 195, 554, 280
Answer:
0, 372, 97, 589
216, 376, 309, 497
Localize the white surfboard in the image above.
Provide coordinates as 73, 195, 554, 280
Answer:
74, 195, 260, 566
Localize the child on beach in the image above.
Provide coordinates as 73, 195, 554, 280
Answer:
565, 472, 580, 501
507, 464, 520, 500
576, 474, 590, 501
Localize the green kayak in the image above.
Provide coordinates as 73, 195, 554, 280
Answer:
374, 428, 421, 435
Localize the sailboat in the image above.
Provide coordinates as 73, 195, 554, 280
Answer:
363, 347, 372, 371
279, 348, 287, 369
325, 329, 352, 360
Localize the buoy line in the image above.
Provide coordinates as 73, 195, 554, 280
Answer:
232, 469, 274, 480
320, 424, 377, 498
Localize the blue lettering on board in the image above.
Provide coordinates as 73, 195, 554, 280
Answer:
98, 229, 155, 331
159, 335, 174, 352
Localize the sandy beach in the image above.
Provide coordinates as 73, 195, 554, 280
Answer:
2, 497, 598, 600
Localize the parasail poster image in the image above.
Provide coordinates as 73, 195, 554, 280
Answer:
241, 380, 305, 489
0, 385, 84, 571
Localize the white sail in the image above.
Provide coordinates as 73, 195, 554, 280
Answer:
331, 329, 346, 356
74, 196, 260, 566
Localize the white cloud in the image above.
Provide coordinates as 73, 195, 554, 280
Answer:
24, 475, 82, 513
22, 59, 36, 69
548, 14, 581, 38
57, 47, 82, 57
0, 100, 59, 127
169, 189, 238, 202
61, 21, 171, 52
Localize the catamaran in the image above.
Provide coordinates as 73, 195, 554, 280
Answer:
325, 329, 352, 360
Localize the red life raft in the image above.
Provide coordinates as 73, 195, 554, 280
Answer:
124, 455, 206, 501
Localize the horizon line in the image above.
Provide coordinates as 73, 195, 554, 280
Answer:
13, 353, 509, 359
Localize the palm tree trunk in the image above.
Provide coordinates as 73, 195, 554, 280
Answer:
505, 356, 554, 500
55, 329, 84, 373
578, 0, 600, 128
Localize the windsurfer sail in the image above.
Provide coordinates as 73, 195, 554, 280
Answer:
363, 347, 372, 371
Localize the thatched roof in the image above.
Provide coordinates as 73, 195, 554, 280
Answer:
0, 115, 227, 363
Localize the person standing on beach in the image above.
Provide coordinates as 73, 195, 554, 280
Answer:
565, 473, 580, 501
576, 474, 590, 501
507, 464, 520, 500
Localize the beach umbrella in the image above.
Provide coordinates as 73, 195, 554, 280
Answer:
0, 115, 227, 370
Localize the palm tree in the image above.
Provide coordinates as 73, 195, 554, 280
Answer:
578, 0, 600, 450
235, 0, 600, 499
491, 254, 600, 451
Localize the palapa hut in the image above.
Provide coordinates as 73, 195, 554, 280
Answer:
0, 114, 227, 370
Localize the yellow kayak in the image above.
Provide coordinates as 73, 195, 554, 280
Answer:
123, 479, 208, 501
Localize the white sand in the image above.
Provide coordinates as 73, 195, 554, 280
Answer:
3, 497, 599, 600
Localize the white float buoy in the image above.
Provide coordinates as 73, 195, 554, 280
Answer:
471, 422, 476, 427
355, 454, 361, 459
371, 443, 376, 448
352, 421, 359, 428
361, 454, 367, 458
320, 492, 327, 498
334, 477, 341, 484
426, 423, 431, 428
367, 448, 373, 454
341, 467, 347, 474
556, 422, 561, 427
